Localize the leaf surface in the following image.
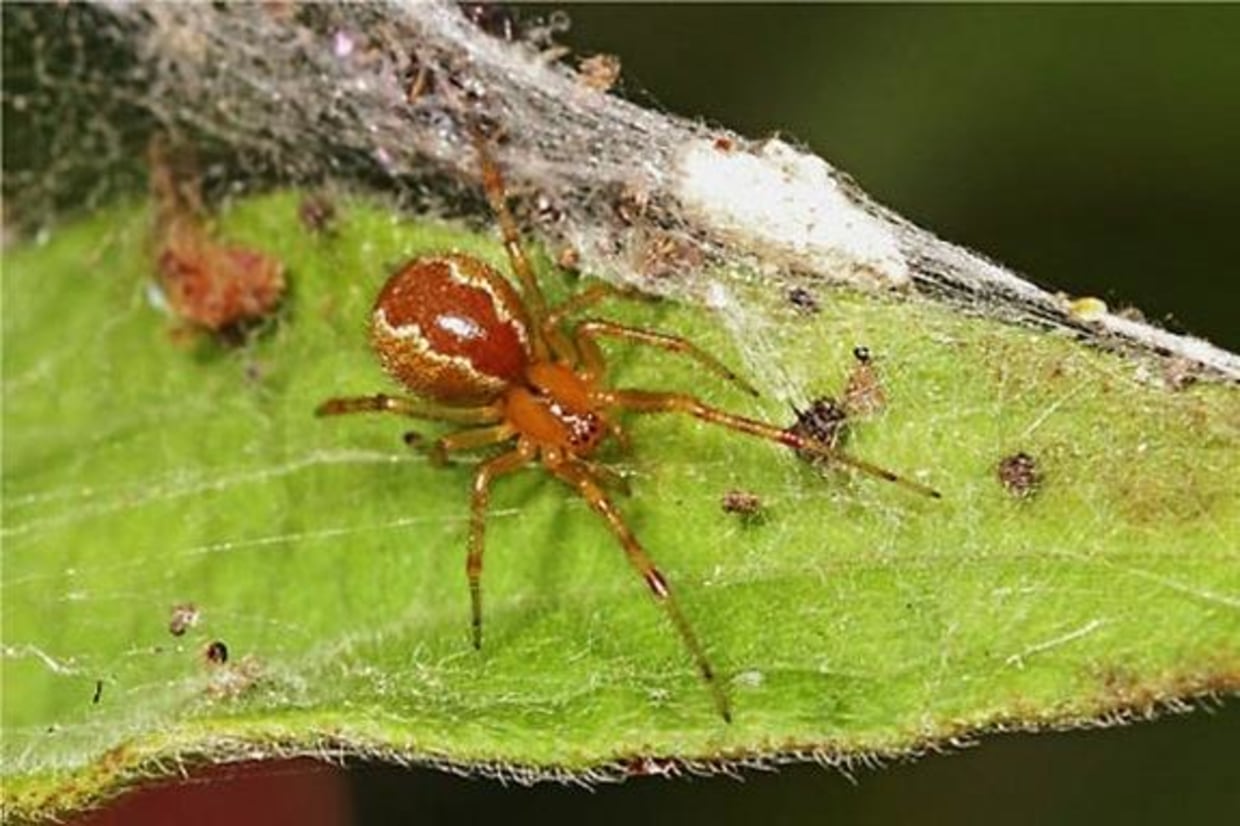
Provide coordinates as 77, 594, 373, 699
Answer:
3, 194, 1238, 819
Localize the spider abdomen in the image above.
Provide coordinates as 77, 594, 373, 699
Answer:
371, 254, 532, 404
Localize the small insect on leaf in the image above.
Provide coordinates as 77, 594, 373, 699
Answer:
843, 345, 887, 416
721, 489, 765, 525
721, 489, 762, 515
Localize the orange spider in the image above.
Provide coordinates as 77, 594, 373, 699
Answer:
317, 133, 939, 721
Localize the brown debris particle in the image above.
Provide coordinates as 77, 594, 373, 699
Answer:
787, 287, 820, 315
404, 57, 434, 103
721, 489, 763, 520
1161, 356, 1200, 392
577, 53, 622, 93
155, 227, 286, 335
997, 451, 1041, 498
639, 232, 704, 280
460, 3, 518, 42
613, 183, 650, 226
149, 135, 286, 337
204, 640, 229, 665
532, 190, 565, 225
298, 193, 337, 235
556, 245, 581, 271
624, 756, 683, 778
205, 654, 265, 701
787, 397, 849, 467
169, 603, 200, 637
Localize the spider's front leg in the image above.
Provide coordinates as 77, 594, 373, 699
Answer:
601, 389, 941, 498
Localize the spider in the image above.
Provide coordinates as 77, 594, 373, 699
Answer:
316, 132, 939, 721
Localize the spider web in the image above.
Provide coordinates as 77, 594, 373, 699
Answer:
1, 0, 946, 448
2, 0, 1238, 810
4, 1, 1236, 375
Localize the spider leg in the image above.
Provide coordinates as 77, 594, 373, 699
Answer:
315, 393, 502, 424
546, 456, 732, 722
416, 423, 516, 467
574, 457, 633, 497
540, 322, 582, 370
467, 440, 538, 650
608, 421, 634, 454
541, 283, 638, 368
545, 282, 645, 327
573, 320, 760, 398
572, 320, 609, 380
471, 127, 551, 361
600, 389, 941, 499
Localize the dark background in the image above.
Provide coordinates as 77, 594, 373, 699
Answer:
566, 4, 1239, 352
53, 4, 1240, 824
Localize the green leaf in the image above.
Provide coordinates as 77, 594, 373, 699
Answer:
3, 193, 1238, 820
